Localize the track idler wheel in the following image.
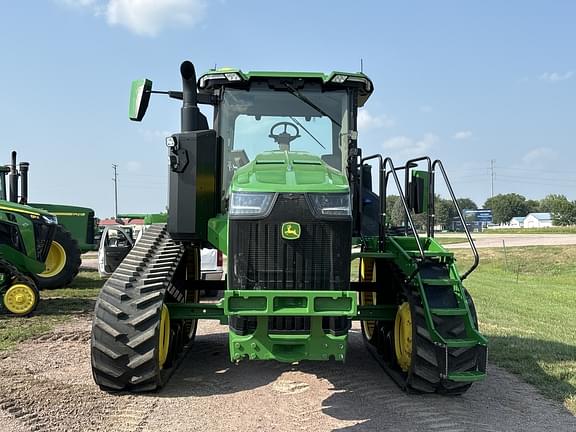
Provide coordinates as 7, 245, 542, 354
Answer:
2, 278, 39, 316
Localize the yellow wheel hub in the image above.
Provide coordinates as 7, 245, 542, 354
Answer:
359, 258, 377, 341
39, 241, 67, 278
3, 283, 37, 315
394, 302, 413, 372
158, 304, 171, 369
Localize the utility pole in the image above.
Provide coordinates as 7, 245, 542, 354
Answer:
490, 159, 495, 198
112, 164, 118, 218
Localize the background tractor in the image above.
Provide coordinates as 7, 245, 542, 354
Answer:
91, 61, 486, 394
0, 169, 59, 315
4, 151, 95, 289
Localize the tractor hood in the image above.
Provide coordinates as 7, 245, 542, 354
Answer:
231, 151, 349, 193
0, 199, 53, 218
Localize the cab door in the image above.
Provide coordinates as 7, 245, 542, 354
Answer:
98, 226, 134, 277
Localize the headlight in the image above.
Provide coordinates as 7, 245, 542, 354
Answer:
41, 214, 58, 225
307, 193, 351, 217
229, 192, 275, 217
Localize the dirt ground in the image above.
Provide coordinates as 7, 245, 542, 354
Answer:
1, 316, 575, 432
441, 233, 576, 249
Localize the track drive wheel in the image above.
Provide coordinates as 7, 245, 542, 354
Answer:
90, 224, 200, 392
36, 225, 81, 290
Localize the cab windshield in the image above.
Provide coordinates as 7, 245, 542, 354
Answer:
218, 85, 350, 194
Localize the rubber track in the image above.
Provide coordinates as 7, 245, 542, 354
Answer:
90, 223, 185, 392
366, 278, 480, 395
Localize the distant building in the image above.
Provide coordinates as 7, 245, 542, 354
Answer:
451, 209, 493, 232
509, 217, 526, 228
523, 212, 553, 228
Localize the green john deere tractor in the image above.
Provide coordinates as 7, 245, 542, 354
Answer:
91, 61, 487, 394
4, 151, 88, 289
0, 167, 59, 315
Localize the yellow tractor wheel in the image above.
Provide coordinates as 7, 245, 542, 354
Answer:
158, 304, 171, 370
40, 241, 67, 278
3, 282, 39, 316
394, 302, 413, 372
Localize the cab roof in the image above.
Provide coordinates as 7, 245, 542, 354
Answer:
198, 67, 374, 107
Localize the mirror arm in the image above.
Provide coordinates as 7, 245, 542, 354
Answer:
149, 90, 215, 105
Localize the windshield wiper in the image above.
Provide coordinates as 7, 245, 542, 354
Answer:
289, 116, 326, 149
283, 82, 342, 128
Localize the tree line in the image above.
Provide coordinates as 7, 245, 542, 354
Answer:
386, 193, 576, 228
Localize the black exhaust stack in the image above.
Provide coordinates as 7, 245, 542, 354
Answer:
167, 61, 218, 243
0, 165, 9, 201
8, 151, 18, 203
180, 61, 208, 132
19, 162, 30, 204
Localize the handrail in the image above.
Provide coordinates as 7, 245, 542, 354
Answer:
359, 154, 426, 260
404, 156, 433, 238
382, 157, 425, 260
359, 154, 384, 250
432, 160, 479, 280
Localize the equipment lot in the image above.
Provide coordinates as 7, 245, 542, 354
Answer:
0, 235, 575, 431
0, 318, 574, 432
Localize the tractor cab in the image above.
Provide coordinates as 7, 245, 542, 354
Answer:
196, 69, 373, 209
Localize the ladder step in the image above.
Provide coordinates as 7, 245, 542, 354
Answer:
447, 371, 486, 382
445, 338, 480, 348
430, 308, 467, 316
421, 278, 456, 286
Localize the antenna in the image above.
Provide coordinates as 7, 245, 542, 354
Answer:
360, 58, 364, 73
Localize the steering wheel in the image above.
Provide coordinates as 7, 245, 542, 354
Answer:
269, 122, 301, 150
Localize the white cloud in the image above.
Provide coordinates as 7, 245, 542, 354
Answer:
521, 147, 557, 166
453, 130, 472, 140
539, 71, 573, 83
357, 109, 395, 130
382, 133, 438, 159
58, 0, 207, 36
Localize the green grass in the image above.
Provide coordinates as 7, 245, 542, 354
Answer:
454, 246, 576, 414
0, 269, 103, 353
484, 227, 576, 234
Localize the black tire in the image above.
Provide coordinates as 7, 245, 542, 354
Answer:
90, 224, 198, 392
35, 225, 81, 290
403, 287, 480, 395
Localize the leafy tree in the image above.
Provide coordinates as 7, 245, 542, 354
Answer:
540, 194, 576, 225
484, 193, 529, 224
435, 196, 454, 228
525, 199, 541, 213
456, 198, 477, 211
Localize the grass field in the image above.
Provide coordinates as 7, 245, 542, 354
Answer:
0, 269, 102, 352
455, 246, 576, 414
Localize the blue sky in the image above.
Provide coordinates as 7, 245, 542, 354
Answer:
1, 1, 574, 217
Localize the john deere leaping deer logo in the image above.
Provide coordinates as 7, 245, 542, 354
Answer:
281, 222, 301, 240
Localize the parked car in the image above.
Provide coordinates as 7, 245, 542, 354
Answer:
98, 226, 223, 286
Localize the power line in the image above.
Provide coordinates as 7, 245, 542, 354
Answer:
112, 164, 118, 218
490, 159, 495, 198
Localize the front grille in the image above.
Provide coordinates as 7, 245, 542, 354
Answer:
228, 193, 352, 291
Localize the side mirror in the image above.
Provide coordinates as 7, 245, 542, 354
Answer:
129, 79, 153, 121
408, 170, 430, 214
